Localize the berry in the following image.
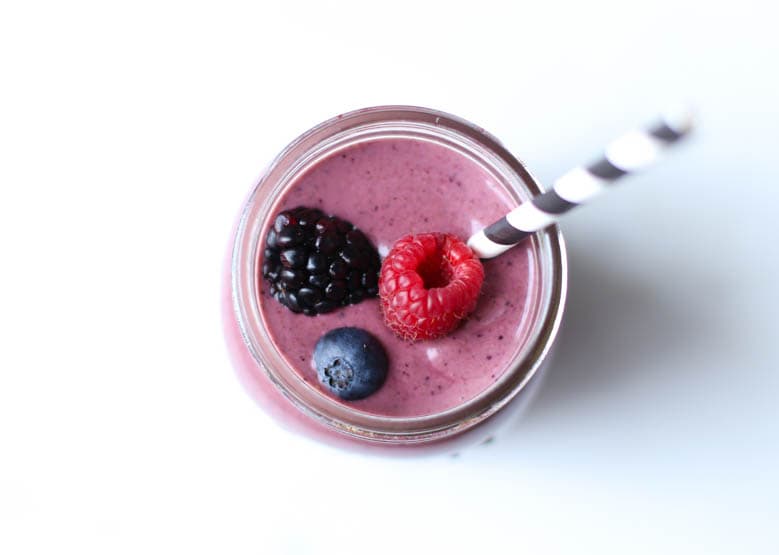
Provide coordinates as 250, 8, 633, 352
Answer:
314, 327, 388, 400
262, 206, 381, 315
378, 232, 485, 340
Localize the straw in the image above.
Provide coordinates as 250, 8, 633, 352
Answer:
467, 106, 695, 259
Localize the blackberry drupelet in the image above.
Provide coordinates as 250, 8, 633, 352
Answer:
262, 206, 381, 316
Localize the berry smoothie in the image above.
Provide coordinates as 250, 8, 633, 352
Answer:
258, 137, 539, 417
225, 106, 566, 452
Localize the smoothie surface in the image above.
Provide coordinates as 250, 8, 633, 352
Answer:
258, 137, 539, 417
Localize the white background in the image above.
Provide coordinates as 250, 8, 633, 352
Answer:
1, 1, 778, 553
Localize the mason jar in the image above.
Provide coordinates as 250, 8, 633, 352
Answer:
222, 106, 567, 455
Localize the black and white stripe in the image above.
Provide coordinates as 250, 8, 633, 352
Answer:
468, 107, 693, 258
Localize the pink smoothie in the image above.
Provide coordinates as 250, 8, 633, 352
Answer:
258, 137, 539, 417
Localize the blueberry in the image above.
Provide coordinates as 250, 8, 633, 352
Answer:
314, 327, 388, 400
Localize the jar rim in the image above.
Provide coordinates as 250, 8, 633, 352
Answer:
231, 105, 567, 444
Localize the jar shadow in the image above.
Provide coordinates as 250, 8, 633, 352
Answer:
507, 235, 727, 434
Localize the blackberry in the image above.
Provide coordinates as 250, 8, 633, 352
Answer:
262, 206, 381, 316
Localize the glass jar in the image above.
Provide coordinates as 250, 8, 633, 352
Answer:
222, 106, 567, 455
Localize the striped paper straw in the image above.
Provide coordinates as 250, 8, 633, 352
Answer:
467, 107, 694, 259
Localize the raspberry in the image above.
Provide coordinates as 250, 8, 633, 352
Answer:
378, 233, 485, 340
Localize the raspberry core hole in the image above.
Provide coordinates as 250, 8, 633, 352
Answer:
416, 250, 454, 289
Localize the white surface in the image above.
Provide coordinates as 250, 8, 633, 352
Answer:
1, 1, 778, 553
